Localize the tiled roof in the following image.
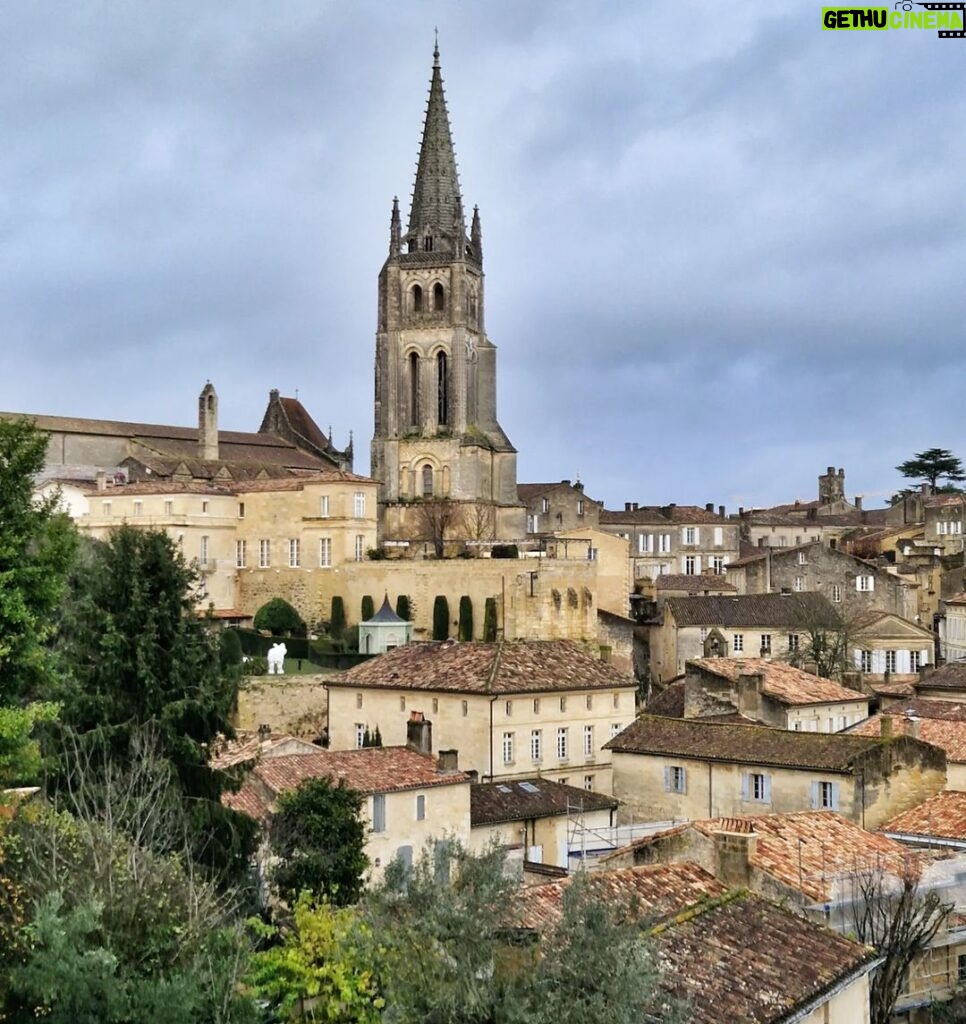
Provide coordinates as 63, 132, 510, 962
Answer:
600, 506, 672, 526
870, 681, 917, 698
606, 715, 888, 771
688, 658, 869, 707
331, 640, 634, 695
645, 681, 685, 718
849, 700, 966, 763
208, 733, 320, 770
666, 592, 837, 629
514, 863, 874, 1024
86, 470, 373, 498
882, 791, 966, 841
222, 782, 270, 822
470, 778, 617, 826
655, 574, 736, 594
518, 482, 598, 502
924, 494, 966, 509
945, 593, 966, 606
917, 662, 966, 691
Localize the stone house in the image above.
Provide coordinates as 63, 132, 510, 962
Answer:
518, 480, 601, 538
598, 502, 740, 583
849, 610, 936, 683
940, 592, 966, 661
681, 657, 870, 732
325, 640, 637, 792
513, 861, 877, 1024
651, 591, 837, 683
913, 663, 966, 702
221, 743, 472, 880
725, 540, 915, 620
469, 777, 617, 869
605, 715, 946, 827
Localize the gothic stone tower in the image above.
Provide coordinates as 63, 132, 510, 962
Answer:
372, 45, 524, 547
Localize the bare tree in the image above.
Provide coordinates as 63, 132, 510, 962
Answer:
849, 854, 952, 1024
414, 498, 461, 558
783, 596, 865, 681
461, 501, 496, 552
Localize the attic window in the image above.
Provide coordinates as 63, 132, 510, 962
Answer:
518, 782, 540, 793
497, 785, 511, 793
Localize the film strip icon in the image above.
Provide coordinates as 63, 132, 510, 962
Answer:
914, 2, 966, 37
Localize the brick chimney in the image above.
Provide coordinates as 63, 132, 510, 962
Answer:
406, 711, 432, 755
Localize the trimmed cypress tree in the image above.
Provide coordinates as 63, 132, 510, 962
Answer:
361, 595, 375, 622
330, 596, 347, 637
432, 596, 450, 641
396, 594, 412, 621
483, 597, 498, 642
458, 596, 473, 641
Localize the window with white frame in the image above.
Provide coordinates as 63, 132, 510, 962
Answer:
733, 633, 744, 653
259, 539, 270, 568
713, 526, 723, 547
319, 537, 332, 568
583, 775, 594, 791
639, 533, 654, 554
760, 634, 772, 654
860, 650, 873, 672
353, 491, 366, 518
355, 723, 366, 749
235, 539, 246, 568
831, 584, 842, 603
199, 535, 209, 567
684, 555, 696, 575
885, 650, 897, 673
502, 732, 514, 765
530, 729, 542, 761
415, 794, 425, 821
712, 556, 725, 574
812, 780, 839, 810
684, 526, 697, 545
794, 576, 804, 592
288, 538, 300, 568
611, 722, 622, 738
541, 497, 549, 514
798, 550, 807, 565
664, 765, 687, 794
856, 574, 874, 592
911, 650, 922, 671
355, 535, 365, 562
556, 727, 568, 760
320, 495, 330, 518
583, 725, 594, 756
788, 633, 800, 652
527, 514, 539, 533
744, 772, 771, 803
659, 533, 671, 553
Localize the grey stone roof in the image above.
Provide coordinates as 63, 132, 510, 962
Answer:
471, 778, 617, 826
365, 595, 408, 625
665, 593, 837, 629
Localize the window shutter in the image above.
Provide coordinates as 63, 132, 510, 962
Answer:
921, 648, 931, 666
694, 527, 701, 544
855, 577, 862, 591
830, 783, 840, 811
853, 650, 863, 668
680, 767, 687, 794
763, 776, 772, 803
663, 766, 672, 792
680, 556, 688, 573
897, 650, 911, 674
681, 528, 688, 544
694, 556, 702, 573
741, 773, 750, 800
873, 650, 886, 674
810, 781, 820, 809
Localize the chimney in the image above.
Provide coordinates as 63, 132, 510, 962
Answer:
854, 495, 863, 511
625, 502, 632, 512
705, 502, 714, 513
904, 712, 921, 740
406, 711, 432, 756
879, 716, 892, 739
96, 470, 107, 492
437, 749, 459, 772
198, 381, 219, 461
561, 479, 571, 487
719, 505, 726, 518
737, 672, 763, 715
739, 506, 745, 517
632, 502, 639, 511
713, 829, 758, 887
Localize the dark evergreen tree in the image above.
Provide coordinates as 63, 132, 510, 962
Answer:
896, 448, 965, 491
395, 594, 412, 622
483, 597, 498, 642
432, 596, 450, 641
361, 595, 375, 622
330, 596, 347, 637
458, 596, 473, 641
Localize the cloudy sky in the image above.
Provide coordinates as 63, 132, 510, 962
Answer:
3, 1, 964, 511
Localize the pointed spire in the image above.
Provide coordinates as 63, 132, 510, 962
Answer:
389, 196, 401, 257
470, 204, 482, 262
454, 194, 465, 258
408, 40, 463, 244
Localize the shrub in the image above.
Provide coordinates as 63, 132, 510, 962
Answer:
458, 596, 473, 641
361, 595, 375, 622
219, 628, 243, 667
395, 594, 412, 621
491, 544, 519, 559
432, 596, 450, 641
483, 597, 498, 642
253, 597, 306, 637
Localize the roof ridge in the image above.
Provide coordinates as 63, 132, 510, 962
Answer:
487, 640, 505, 693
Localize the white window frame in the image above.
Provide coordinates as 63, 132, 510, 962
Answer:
319, 537, 332, 568
760, 634, 772, 654
743, 772, 771, 803
713, 526, 723, 547
583, 725, 594, 757
794, 576, 804, 592
353, 491, 366, 518
355, 723, 365, 749
530, 729, 542, 762
200, 535, 209, 567
502, 732, 514, 765
664, 765, 687, 794
885, 649, 897, 673
831, 583, 842, 603
320, 495, 330, 518
856, 574, 874, 592
235, 539, 246, 568
259, 539, 270, 568
659, 533, 671, 554
355, 535, 365, 562
288, 538, 300, 568
556, 727, 568, 760
733, 633, 744, 653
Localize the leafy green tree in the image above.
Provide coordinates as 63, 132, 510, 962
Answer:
268, 777, 368, 908
483, 597, 498, 642
395, 594, 411, 622
897, 448, 965, 491
432, 596, 449, 641
246, 895, 383, 1023
458, 596, 473, 641
46, 527, 257, 883
219, 628, 243, 669
254, 597, 306, 637
361, 595, 375, 622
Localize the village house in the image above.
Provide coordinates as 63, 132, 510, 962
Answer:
518, 480, 601, 538
325, 640, 637, 792
849, 610, 937, 684
222, 741, 471, 879
940, 593, 966, 661
650, 591, 837, 683
605, 715, 946, 827
913, 663, 966, 703
469, 777, 617, 869
679, 657, 870, 731
513, 861, 878, 1024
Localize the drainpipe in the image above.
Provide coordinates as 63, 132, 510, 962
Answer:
708, 761, 713, 817
487, 695, 496, 781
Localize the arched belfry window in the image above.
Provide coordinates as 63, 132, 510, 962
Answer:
422, 464, 434, 498
437, 352, 448, 426
433, 283, 444, 312
424, 235, 433, 252
412, 285, 423, 313
207, 395, 214, 412
409, 352, 419, 425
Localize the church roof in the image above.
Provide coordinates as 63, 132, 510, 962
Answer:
407, 43, 464, 241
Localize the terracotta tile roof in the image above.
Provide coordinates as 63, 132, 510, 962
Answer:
331, 640, 634, 695
470, 778, 617, 827
222, 782, 270, 822
655, 574, 736, 594
232, 471, 373, 491
924, 495, 966, 509
849, 700, 966, 763
83, 480, 236, 496
645, 681, 685, 717
209, 733, 320, 770
882, 791, 966, 840
870, 681, 917, 698
517, 482, 599, 503
606, 715, 890, 771
666, 593, 837, 629
917, 662, 966, 691
250, 747, 470, 798
689, 657, 869, 707
514, 862, 875, 1024
600, 506, 672, 526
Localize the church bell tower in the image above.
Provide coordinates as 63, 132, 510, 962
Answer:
371, 43, 524, 547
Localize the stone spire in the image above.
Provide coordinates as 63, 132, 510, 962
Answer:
389, 196, 401, 257
407, 41, 464, 246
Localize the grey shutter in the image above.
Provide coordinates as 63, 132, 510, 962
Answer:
810, 781, 820, 809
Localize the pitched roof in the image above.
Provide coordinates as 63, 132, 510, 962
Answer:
655, 574, 736, 594
882, 791, 966, 841
517, 481, 598, 502
470, 778, 617, 827
606, 715, 891, 771
364, 595, 408, 624
688, 657, 869, 707
514, 863, 875, 1024
848, 700, 966, 763
645, 680, 685, 718
917, 662, 966, 691
331, 640, 634, 695
665, 592, 837, 629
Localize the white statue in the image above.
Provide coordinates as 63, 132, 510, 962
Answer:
267, 642, 287, 675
